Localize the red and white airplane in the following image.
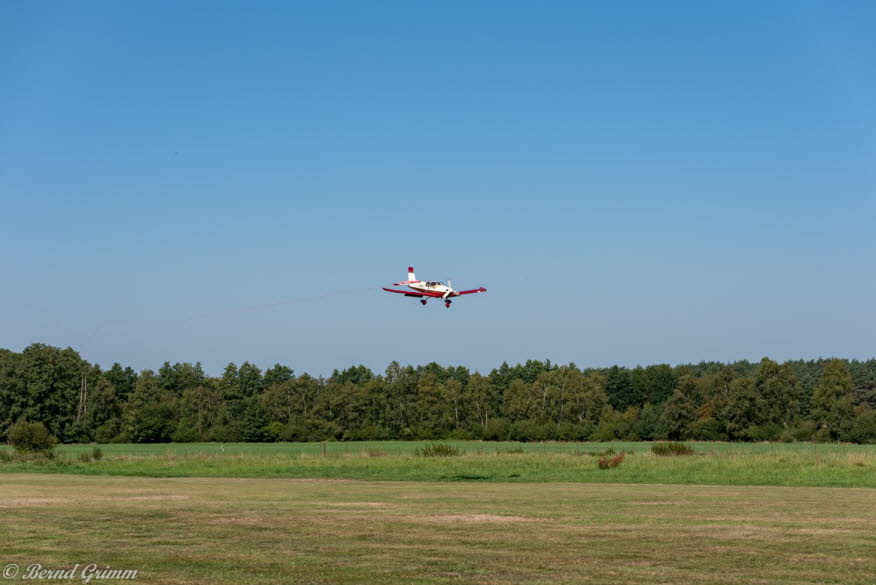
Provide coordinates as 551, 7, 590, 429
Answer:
383, 267, 487, 308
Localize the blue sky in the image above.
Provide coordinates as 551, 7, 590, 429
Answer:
1, 1, 874, 375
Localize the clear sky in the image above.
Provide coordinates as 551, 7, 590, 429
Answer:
1, 1, 874, 376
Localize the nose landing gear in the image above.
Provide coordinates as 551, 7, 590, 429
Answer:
420, 299, 428, 306
445, 300, 452, 308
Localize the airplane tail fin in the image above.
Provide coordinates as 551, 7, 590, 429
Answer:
393, 266, 420, 285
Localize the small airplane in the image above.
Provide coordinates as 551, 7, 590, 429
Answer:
383, 267, 487, 308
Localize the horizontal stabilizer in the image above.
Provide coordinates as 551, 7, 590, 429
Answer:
457, 287, 487, 295
382, 287, 443, 298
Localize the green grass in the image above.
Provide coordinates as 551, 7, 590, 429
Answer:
1, 441, 874, 487
1, 473, 874, 585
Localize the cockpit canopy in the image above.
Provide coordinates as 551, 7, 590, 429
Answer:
426, 281, 444, 286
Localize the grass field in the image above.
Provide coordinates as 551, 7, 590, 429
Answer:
1, 441, 875, 488
1, 473, 874, 585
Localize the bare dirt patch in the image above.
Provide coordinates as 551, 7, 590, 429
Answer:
1, 497, 73, 507
120, 495, 190, 501
396, 513, 535, 524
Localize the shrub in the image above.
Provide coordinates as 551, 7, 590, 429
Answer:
94, 419, 121, 444
509, 420, 554, 442
813, 427, 833, 443
110, 431, 132, 443
207, 424, 241, 443
847, 409, 876, 444
651, 441, 693, 456
416, 443, 461, 457
481, 418, 511, 441
598, 451, 626, 469
496, 446, 525, 455
591, 421, 621, 442
261, 421, 284, 442
78, 452, 92, 463
746, 423, 783, 442
171, 424, 199, 443
690, 417, 725, 441
556, 422, 590, 441
7, 421, 57, 453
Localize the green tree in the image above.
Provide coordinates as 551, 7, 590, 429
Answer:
124, 370, 175, 442
414, 374, 454, 438
811, 359, 855, 440
176, 385, 224, 440
604, 366, 636, 411
753, 358, 800, 425
463, 373, 496, 429
104, 363, 138, 402
721, 378, 758, 440
661, 379, 696, 440
264, 364, 294, 387
12, 344, 86, 440
84, 377, 121, 433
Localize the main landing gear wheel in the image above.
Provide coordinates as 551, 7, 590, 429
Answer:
420, 299, 427, 305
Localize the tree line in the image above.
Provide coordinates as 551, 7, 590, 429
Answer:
1, 343, 875, 444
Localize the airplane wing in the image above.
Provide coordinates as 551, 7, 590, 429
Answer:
456, 287, 487, 295
382, 288, 444, 298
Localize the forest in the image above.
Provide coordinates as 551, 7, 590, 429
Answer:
1, 343, 875, 444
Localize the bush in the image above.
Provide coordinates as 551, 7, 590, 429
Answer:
778, 421, 816, 443
556, 422, 590, 441
171, 424, 199, 443
110, 431, 132, 444
847, 409, 876, 444
7, 421, 57, 453
262, 421, 284, 442
813, 427, 833, 443
591, 420, 621, 442
94, 419, 121, 444
598, 451, 626, 469
207, 425, 242, 443
651, 441, 693, 456
448, 428, 475, 440
690, 417, 725, 441
481, 418, 511, 441
496, 446, 525, 455
745, 423, 783, 442
509, 420, 553, 442
416, 443, 461, 457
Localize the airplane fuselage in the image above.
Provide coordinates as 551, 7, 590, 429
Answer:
408, 281, 456, 297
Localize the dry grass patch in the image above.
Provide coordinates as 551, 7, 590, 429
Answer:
1, 474, 874, 585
